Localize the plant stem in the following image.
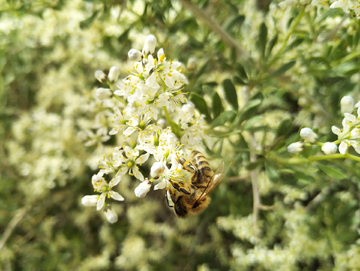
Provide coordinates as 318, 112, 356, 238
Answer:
268, 7, 305, 68
276, 153, 360, 164
163, 106, 171, 124
277, 7, 305, 56
113, 95, 126, 105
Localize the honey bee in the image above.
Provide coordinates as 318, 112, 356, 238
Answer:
166, 150, 228, 218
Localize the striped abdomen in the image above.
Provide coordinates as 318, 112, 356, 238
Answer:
190, 150, 213, 186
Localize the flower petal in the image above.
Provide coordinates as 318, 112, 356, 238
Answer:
339, 141, 348, 154
132, 166, 144, 181
97, 194, 105, 210
110, 191, 125, 201
154, 180, 166, 190
110, 176, 121, 187
136, 153, 150, 164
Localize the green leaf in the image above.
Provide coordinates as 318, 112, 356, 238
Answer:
236, 97, 263, 125
258, 22, 268, 57
270, 60, 296, 77
293, 170, 316, 184
190, 93, 211, 122
118, 28, 131, 42
242, 116, 264, 131
266, 33, 278, 58
285, 38, 304, 51
80, 9, 101, 29
317, 164, 346, 180
235, 62, 248, 80
222, 79, 238, 110
211, 110, 237, 128
276, 119, 292, 138
169, 121, 180, 137
211, 92, 224, 119
265, 163, 280, 182
233, 75, 246, 85
225, 14, 245, 31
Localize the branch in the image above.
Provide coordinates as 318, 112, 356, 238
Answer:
0, 207, 28, 251
243, 86, 260, 244
178, 0, 249, 60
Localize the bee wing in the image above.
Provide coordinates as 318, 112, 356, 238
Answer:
194, 162, 230, 206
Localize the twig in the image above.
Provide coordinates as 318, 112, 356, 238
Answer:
178, 0, 249, 60
259, 204, 277, 211
0, 207, 28, 251
243, 86, 260, 244
225, 174, 251, 182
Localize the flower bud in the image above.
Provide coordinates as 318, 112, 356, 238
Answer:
104, 208, 118, 224
182, 102, 195, 115
321, 142, 337, 155
81, 195, 98, 207
157, 118, 166, 127
94, 70, 107, 83
150, 162, 166, 178
134, 179, 152, 198
108, 66, 120, 82
300, 128, 317, 143
187, 57, 197, 70
128, 49, 142, 61
288, 142, 304, 153
95, 88, 112, 100
341, 96, 354, 114
142, 34, 157, 55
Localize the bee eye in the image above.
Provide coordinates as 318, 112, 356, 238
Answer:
174, 202, 187, 217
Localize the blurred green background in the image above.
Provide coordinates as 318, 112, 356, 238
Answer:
2, 0, 360, 270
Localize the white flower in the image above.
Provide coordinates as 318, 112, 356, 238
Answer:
98, 154, 117, 175
300, 127, 317, 143
92, 174, 124, 210
134, 179, 152, 198
180, 114, 207, 147
83, 128, 110, 146
108, 66, 120, 82
279, 0, 298, 8
115, 146, 150, 181
321, 142, 337, 155
81, 195, 98, 207
288, 142, 304, 153
153, 156, 184, 190
94, 70, 107, 83
104, 208, 118, 224
341, 96, 354, 114
150, 161, 166, 178
95, 88, 112, 100
330, 0, 360, 17
128, 49, 142, 61
153, 128, 179, 162
142, 34, 157, 55
109, 107, 129, 135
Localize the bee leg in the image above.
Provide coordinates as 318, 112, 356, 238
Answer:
168, 179, 191, 195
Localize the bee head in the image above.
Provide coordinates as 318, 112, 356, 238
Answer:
174, 197, 188, 218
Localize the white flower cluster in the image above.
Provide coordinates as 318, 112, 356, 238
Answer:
330, 0, 360, 18
288, 95, 360, 156
81, 35, 208, 223
332, 96, 360, 154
